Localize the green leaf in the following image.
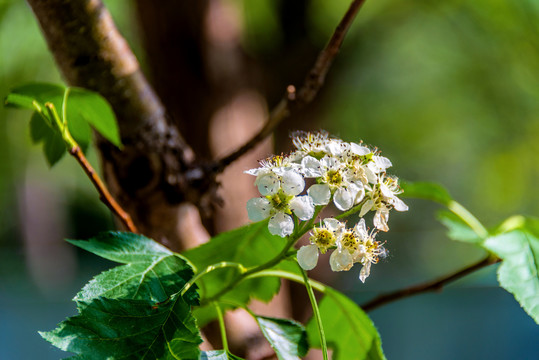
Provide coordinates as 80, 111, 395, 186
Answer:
5, 82, 121, 158
256, 316, 308, 360
5, 83, 65, 110
43, 127, 66, 166
306, 288, 386, 360
184, 221, 285, 326
482, 217, 539, 324
69, 231, 198, 305
29, 111, 50, 143
400, 181, 452, 205
200, 350, 245, 360
68, 88, 121, 147
40, 293, 202, 360
437, 210, 482, 244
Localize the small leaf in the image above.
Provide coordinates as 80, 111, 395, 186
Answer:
69, 88, 122, 147
201, 350, 245, 360
29, 111, 50, 143
306, 288, 386, 360
43, 128, 66, 167
256, 316, 308, 360
400, 181, 452, 205
483, 217, 539, 324
5, 83, 65, 110
40, 293, 202, 360
184, 221, 285, 326
437, 210, 482, 244
69, 231, 198, 305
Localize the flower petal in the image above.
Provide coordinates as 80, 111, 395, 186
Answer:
323, 218, 344, 232
359, 199, 374, 217
374, 155, 392, 170
255, 172, 280, 196
350, 143, 371, 156
392, 196, 409, 212
290, 196, 315, 221
373, 208, 389, 232
301, 156, 322, 178
281, 170, 305, 196
246, 198, 271, 221
307, 184, 331, 205
297, 244, 319, 270
354, 218, 368, 240
268, 212, 294, 237
334, 188, 354, 211
359, 261, 372, 283
329, 250, 354, 272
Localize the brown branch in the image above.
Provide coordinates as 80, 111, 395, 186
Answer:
361, 256, 501, 312
212, 0, 367, 172
69, 146, 138, 234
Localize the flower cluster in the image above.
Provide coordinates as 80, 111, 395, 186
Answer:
245, 131, 407, 282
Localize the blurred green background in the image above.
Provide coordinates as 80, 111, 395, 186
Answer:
1, 0, 538, 359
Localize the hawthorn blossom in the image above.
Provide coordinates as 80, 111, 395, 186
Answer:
301, 155, 365, 211
360, 176, 408, 231
247, 190, 315, 237
297, 218, 344, 270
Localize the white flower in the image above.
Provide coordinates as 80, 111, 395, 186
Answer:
352, 219, 386, 282
292, 131, 346, 158
297, 218, 344, 270
246, 191, 315, 237
360, 176, 408, 232
245, 156, 304, 196
365, 155, 392, 184
302, 155, 365, 211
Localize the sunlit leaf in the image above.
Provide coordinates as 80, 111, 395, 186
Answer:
256, 316, 308, 360
483, 217, 539, 324
184, 221, 285, 326
69, 231, 198, 305
437, 210, 482, 244
40, 293, 202, 359
306, 288, 386, 360
68, 88, 121, 147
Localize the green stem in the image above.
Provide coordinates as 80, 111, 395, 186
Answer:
44, 101, 77, 149
299, 263, 328, 360
214, 302, 229, 352
335, 202, 363, 220
245, 269, 327, 293
447, 200, 489, 239
181, 262, 246, 297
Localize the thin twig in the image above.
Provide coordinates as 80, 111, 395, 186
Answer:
69, 146, 138, 233
361, 256, 501, 312
212, 0, 367, 172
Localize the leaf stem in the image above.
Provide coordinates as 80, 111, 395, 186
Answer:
214, 302, 229, 352
181, 262, 247, 297
447, 200, 489, 239
299, 263, 328, 360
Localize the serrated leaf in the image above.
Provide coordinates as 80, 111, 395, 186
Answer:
437, 210, 482, 244
184, 221, 285, 326
483, 217, 539, 324
69, 88, 121, 147
201, 350, 245, 360
256, 316, 308, 360
40, 293, 202, 360
69, 231, 198, 305
306, 288, 386, 360
400, 181, 452, 205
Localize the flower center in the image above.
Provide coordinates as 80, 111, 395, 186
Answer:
268, 191, 292, 212
311, 228, 336, 253
326, 169, 343, 186
341, 232, 357, 253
